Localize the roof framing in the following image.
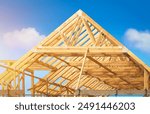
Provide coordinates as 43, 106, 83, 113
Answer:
0, 10, 150, 97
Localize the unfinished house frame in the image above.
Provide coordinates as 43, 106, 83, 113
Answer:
0, 10, 150, 97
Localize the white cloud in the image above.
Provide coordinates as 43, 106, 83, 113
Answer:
124, 28, 150, 53
0, 27, 45, 60
2, 27, 45, 49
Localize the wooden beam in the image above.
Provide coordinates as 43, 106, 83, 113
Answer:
36, 60, 57, 70
81, 17, 96, 44
60, 33, 68, 46
34, 46, 125, 56
18, 74, 21, 90
70, 19, 83, 46
54, 56, 80, 70
69, 61, 135, 66
76, 90, 150, 96
0, 90, 24, 96
95, 31, 103, 46
22, 72, 25, 96
75, 49, 88, 90
0, 63, 44, 82
14, 70, 17, 91
31, 71, 35, 96
67, 17, 80, 46
87, 56, 116, 75
144, 69, 149, 90
28, 82, 74, 94
46, 78, 49, 95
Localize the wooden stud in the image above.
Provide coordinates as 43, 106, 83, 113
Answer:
144, 69, 149, 90
46, 78, 49, 96
31, 71, 35, 96
22, 72, 25, 96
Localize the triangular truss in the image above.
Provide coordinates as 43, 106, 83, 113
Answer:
0, 10, 150, 96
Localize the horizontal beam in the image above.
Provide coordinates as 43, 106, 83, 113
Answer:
33, 46, 126, 56
28, 82, 74, 92
0, 90, 24, 96
69, 62, 135, 67
75, 90, 150, 96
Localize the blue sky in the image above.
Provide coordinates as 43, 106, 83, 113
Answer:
0, 0, 150, 66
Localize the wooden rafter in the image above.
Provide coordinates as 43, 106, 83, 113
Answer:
35, 60, 57, 71
87, 56, 116, 75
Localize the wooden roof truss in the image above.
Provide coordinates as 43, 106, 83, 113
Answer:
0, 10, 150, 96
